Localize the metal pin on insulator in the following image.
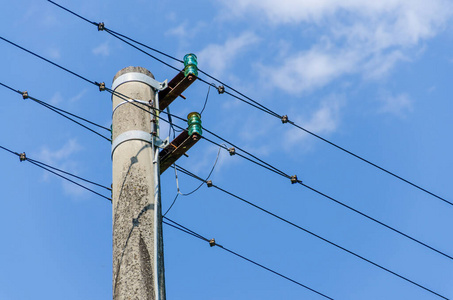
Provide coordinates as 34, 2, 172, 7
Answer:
97, 22, 105, 31
281, 115, 289, 124
22, 91, 29, 99
19, 152, 26, 162
217, 85, 225, 94
98, 82, 106, 91
290, 175, 299, 184
209, 238, 216, 247
206, 180, 213, 188
228, 147, 236, 156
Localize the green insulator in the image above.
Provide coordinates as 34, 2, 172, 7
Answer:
187, 112, 202, 136
184, 64, 198, 77
183, 53, 198, 68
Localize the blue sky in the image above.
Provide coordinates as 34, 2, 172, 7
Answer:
1, 0, 453, 299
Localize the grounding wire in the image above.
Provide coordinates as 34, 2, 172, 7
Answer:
162, 217, 334, 300
0, 144, 111, 201
173, 164, 448, 299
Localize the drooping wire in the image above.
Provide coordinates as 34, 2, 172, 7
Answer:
0, 81, 111, 142
43, 0, 450, 205
163, 217, 334, 300
173, 164, 448, 299
163, 145, 222, 216
2, 18, 450, 264
0, 144, 111, 202
102, 95, 453, 263
200, 85, 211, 115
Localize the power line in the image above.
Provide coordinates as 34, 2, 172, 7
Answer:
0, 36, 99, 87
43, 0, 450, 205
164, 144, 222, 216
0, 81, 111, 142
173, 164, 448, 299
111, 97, 453, 263
0, 144, 111, 202
162, 217, 334, 300
3, 3, 450, 282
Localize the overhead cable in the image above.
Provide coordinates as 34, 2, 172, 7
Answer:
44, 0, 449, 205
0, 144, 111, 202
163, 217, 334, 300
0, 81, 111, 142
173, 164, 448, 299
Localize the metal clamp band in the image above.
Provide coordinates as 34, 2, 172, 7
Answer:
111, 130, 169, 158
112, 72, 168, 92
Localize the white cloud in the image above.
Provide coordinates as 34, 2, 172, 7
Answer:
36, 139, 82, 166
379, 93, 413, 116
221, 0, 453, 93
284, 96, 344, 148
69, 89, 88, 103
49, 92, 63, 105
48, 47, 61, 60
92, 42, 110, 56
197, 32, 260, 77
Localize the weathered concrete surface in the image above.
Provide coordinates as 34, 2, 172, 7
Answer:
112, 67, 165, 300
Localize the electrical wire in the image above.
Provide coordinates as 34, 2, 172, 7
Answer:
173, 164, 448, 299
106, 95, 453, 263
200, 85, 211, 115
3, 6, 451, 272
0, 81, 111, 142
162, 217, 334, 300
163, 145, 222, 217
43, 0, 450, 205
0, 144, 111, 202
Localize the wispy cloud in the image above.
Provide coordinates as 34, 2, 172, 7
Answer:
221, 0, 453, 93
378, 92, 413, 117
36, 139, 82, 166
197, 32, 260, 77
92, 42, 110, 56
284, 95, 344, 149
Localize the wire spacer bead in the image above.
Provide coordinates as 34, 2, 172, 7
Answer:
22, 91, 29, 99
98, 82, 106, 91
228, 147, 236, 156
97, 22, 105, 31
206, 180, 213, 188
209, 238, 216, 247
290, 175, 299, 184
19, 152, 26, 162
217, 85, 225, 94
281, 115, 289, 124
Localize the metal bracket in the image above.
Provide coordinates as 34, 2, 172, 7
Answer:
112, 72, 168, 92
111, 130, 169, 158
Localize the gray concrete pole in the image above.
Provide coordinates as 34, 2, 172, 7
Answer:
111, 66, 166, 300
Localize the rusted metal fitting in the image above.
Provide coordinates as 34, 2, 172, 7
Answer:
97, 22, 105, 31
19, 152, 26, 162
22, 91, 29, 99
98, 82, 106, 91
206, 180, 213, 188
228, 147, 236, 156
290, 175, 299, 184
281, 115, 289, 124
217, 85, 225, 94
192, 132, 200, 141
209, 238, 216, 247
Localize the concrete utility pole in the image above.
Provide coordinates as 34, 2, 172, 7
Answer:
111, 66, 166, 300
